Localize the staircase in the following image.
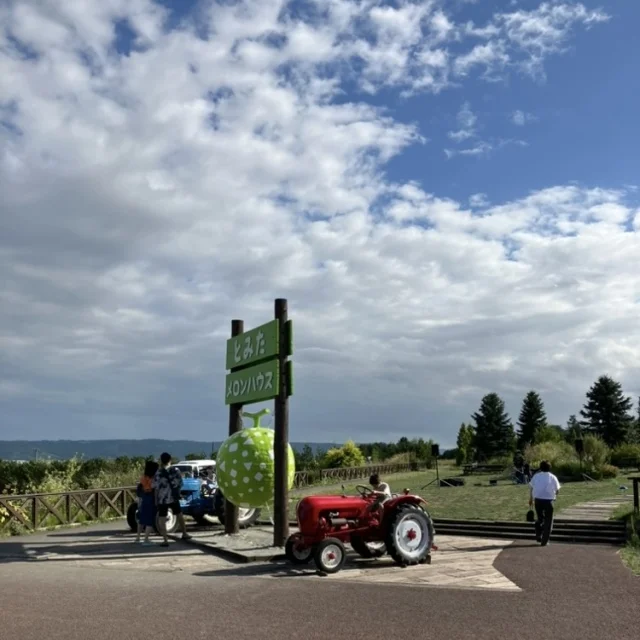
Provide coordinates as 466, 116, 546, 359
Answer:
432, 517, 627, 545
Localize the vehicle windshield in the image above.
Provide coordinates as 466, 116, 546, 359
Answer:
173, 465, 195, 478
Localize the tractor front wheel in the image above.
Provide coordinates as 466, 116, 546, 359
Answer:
385, 503, 433, 566
156, 508, 179, 534
350, 535, 386, 559
314, 538, 347, 574
214, 490, 260, 529
285, 533, 313, 565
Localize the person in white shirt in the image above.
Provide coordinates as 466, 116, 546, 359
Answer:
528, 460, 561, 546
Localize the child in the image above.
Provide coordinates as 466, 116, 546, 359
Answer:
135, 460, 159, 545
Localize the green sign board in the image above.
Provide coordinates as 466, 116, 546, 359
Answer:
226, 320, 279, 371
225, 359, 279, 405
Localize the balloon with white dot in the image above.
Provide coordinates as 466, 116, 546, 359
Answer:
216, 427, 296, 508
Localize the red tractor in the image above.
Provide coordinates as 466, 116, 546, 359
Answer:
284, 485, 436, 574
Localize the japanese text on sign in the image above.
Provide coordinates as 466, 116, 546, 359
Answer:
226, 320, 279, 371
224, 359, 280, 405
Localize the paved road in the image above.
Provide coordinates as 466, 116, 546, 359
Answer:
1, 523, 638, 640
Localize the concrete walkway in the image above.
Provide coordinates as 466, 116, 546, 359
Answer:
558, 494, 632, 520
2, 521, 640, 640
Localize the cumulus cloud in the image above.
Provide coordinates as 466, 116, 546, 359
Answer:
0, 0, 631, 447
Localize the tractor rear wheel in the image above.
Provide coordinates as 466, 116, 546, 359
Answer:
126, 502, 139, 532
314, 537, 347, 574
385, 503, 433, 566
350, 535, 386, 559
285, 533, 313, 565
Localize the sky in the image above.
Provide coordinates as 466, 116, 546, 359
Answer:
1, 0, 639, 449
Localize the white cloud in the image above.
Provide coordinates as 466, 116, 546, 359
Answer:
469, 193, 490, 208
447, 101, 477, 142
0, 0, 630, 447
511, 109, 537, 126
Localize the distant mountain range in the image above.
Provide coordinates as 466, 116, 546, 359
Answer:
0, 439, 337, 462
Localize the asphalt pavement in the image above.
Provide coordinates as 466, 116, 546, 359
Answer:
0, 523, 638, 640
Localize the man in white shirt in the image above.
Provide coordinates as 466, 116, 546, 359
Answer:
528, 460, 561, 546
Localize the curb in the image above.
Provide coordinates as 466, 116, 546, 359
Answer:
168, 533, 287, 563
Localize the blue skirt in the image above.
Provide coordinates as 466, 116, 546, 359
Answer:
138, 494, 156, 527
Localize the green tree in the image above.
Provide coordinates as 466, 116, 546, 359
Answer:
580, 375, 633, 447
535, 424, 565, 444
455, 423, 474, 465
566, 414, 582, 443
320, 440, 366, 469
472, 393, 516, 461
185, 452, 207, 460
516, 391, 547, 447
296, 444, 318, 470
629, 397, 640, 444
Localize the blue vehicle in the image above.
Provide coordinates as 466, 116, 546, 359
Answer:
127, 462, 261, 532
127, 411, 269, 532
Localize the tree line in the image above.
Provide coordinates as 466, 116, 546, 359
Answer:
455, 375, 640, 465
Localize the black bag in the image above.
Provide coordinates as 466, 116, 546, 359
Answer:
526, 509, 535, 522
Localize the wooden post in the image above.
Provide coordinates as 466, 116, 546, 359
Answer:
225, 319, 244, 535
273, 299, 290, 547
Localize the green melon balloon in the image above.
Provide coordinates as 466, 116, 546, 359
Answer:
216, 428, 296, 509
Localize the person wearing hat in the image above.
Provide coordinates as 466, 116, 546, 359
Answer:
528, 460, 561, 546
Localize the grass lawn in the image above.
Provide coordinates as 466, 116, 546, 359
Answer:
288, 466, 629, 522
620, 546, 640, 576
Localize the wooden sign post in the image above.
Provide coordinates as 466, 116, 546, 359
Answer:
224, 299, 293, 545
225, 319, 244, 535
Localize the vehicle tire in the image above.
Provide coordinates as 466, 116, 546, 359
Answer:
385, 503, 433, 566
192, 514, 208, 526
285, 533, 313, 565
314, 538, 347, 574
127, 502, 139, 532
214, 490, 261, 529
156, 507, 179, 534
350, 535, 386, 559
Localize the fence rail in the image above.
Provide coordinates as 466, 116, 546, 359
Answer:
0, 463, 426, 533
0, 487, 138, 534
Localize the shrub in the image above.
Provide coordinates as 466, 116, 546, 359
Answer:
554, 461, 583, 479
598, 464, 619, 479
524, 441, 576, 467
486, 455, 514, 468
611, 444, 640, 468
582, 435, 610, 467
320, 440, 366, 469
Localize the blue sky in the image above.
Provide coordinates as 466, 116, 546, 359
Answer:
1, 0, 639, 449
387, 1, 639, 204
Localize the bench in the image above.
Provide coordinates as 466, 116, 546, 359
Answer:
463, 464, 506, 476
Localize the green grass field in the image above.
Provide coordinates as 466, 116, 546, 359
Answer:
288, 466, 629, 522
620, 547, 640, 575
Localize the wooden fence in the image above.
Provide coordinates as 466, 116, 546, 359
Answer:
0, 462, 426, 534
0, 487, 138, 534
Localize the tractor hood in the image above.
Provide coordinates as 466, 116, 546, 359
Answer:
298, 495, 366, 510
181, 478, 201, 492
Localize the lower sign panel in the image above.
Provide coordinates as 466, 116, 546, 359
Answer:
225, 359, 280, 405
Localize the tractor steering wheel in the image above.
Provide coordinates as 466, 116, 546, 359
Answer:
355, 484, 375, 498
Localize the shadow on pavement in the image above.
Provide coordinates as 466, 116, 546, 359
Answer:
193, 553, 421, 580
0, 524, 201, 565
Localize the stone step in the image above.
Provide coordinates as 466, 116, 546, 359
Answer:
434, 527, 625, 545
433, 518, 625, 532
